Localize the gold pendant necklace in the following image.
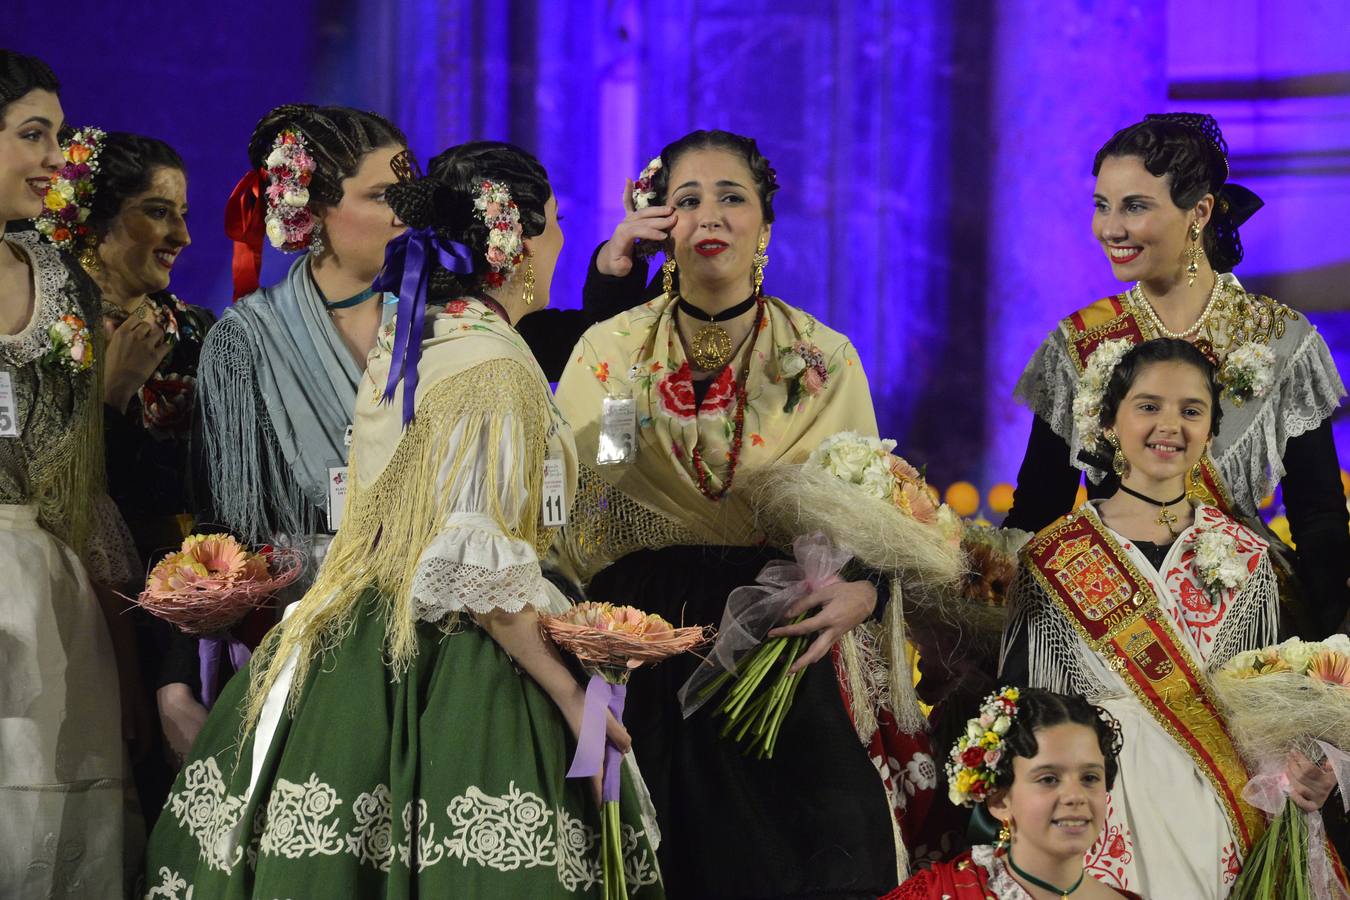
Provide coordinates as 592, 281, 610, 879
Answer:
689, 324, 734, 370
678, 294, 759, 371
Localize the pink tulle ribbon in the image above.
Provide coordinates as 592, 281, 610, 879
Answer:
1242, 740, 1350, 900
677, 531, 851, 716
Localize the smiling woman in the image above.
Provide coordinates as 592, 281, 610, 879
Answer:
0, 49, 138, 897
1004, 112, 1350, 643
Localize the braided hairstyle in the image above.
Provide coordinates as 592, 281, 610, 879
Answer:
384, 140, 552, 298
0, 50, 59, 127
989, 689, 1123, 791
246, 104, 406, 211
649, 129, 779, 223
1093, 113, 1246, 272
85, 132, 185, 238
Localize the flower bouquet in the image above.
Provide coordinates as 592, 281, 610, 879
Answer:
1214, 636, 1350, 899
132, 534, 305, 706
691, 433, 965, 756
542, 603, 709, 899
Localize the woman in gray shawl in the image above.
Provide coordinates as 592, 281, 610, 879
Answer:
1002, 113, 1348, 641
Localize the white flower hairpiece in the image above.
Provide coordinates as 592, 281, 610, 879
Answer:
1072, 338, 1134, 451
631, 156, 662, 210
1219, 342, 1276, 407
473, 179, 525, 288
34, 126, 105, 252
262, 130, 318, 252
946, 686, 1020, 807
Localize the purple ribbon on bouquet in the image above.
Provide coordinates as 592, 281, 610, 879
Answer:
372, 226, 477, 427
198, 634, 252, 709
567, 673, 627, 802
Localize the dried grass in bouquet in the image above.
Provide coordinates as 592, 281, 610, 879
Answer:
132, 534, 305, 706
542, 603, 709, 900
1213, 636, 1350, 899
691, 432, 965, 758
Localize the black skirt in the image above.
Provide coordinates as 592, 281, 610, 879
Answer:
590, 544, 898, 899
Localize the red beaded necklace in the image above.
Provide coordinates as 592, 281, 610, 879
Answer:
688, 299, 763, 501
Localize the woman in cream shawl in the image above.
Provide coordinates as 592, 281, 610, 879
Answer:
556, 129, 901, 899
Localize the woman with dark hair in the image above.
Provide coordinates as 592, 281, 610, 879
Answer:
555, 129, 903, 897
1001, 338, 1338, 896
1004, 113, 1349, 639
144, 141, 663, 897
886, 687, 1139, 899
42, 128, 219, 816
0, 49, 137, 895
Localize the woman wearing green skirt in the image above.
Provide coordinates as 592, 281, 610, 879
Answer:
143, 141, 663, 898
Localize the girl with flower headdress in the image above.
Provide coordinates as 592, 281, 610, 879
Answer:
1005, 112, 1349, 642
1001, 338, 1343, 897
556, 130, 911, 897
143, 141, 663, 897
887, 687, 1141, 900
0, 49, 141, 895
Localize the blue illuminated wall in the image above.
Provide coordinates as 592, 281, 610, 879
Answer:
8, 0, 1348, 489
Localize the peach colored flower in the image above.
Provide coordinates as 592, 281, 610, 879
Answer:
1309, 650, 1350, 688
801, 367, 825, 395
895, 480, 939, 524
887, 454, 922, 483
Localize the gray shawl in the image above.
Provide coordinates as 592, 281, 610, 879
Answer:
197, 257, 362, 542
1016, 273, 1346, 518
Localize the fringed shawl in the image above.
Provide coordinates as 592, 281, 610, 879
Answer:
197, 256, 364, 541
245, 299, 574, 725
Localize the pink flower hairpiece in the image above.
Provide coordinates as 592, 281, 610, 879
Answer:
631, 156, 662, 210
945, 685, 1020, 807
35, 126, 105, 252
473, 179, 525, 288
262, 130, 319, 253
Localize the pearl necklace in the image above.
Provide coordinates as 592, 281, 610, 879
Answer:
1130, 279, 1224, 340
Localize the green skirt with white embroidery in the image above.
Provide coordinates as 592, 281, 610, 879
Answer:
142, 592, 663, 899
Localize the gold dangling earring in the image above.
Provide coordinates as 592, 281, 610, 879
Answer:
661, 257, 676, 298
997, 818, 1013, 850
1186, 221, 1203, 287
78, 237, 100, 273
1106, 431, 1127, 478
752, 235, 768, 298
522, 259, 535, 306
1187, 458, 1206, 501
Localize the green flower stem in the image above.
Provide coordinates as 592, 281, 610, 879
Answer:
1230, 797, 1311, 900
603, 799, 628, 900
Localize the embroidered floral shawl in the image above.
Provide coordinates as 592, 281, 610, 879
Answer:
555, 291, 877, 581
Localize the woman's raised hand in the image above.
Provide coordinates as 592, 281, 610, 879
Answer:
595, 179, 676, 277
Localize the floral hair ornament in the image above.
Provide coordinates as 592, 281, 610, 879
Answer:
1072, 337, 1133, 452
372, 213, 477, 428
262, 129, 319, 253
473, 179, 524, 288
630, 155, 665, 259
946, 685, 1020, 807
35, 126, 105, 253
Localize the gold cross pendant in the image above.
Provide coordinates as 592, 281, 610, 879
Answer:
1157, 506, 1178, 533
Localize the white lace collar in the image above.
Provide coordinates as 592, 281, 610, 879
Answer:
971, 844, 1034, 899
1, 230, 73, 366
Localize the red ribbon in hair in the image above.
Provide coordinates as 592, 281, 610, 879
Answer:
224, 168, 266, 301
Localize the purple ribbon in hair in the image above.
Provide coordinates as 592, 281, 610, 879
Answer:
372, 226, 477, 426
567, 673, 628, 802
198, 634, 252, 709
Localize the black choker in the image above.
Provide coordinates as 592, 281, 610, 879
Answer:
1118, 484, 1188, 534
677, 295, 758, 322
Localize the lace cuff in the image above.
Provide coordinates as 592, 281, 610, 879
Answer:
410, 513, 548, 621
84, 493, 141, 586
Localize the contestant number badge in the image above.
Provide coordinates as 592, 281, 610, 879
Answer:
597, 396, 637, 466
0, 370, 18, 438
327, 465, 349, 532
541, 458, 567, 526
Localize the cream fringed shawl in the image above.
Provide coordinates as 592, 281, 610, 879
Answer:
245, 299, 575, 726
556, 292, 878, 578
